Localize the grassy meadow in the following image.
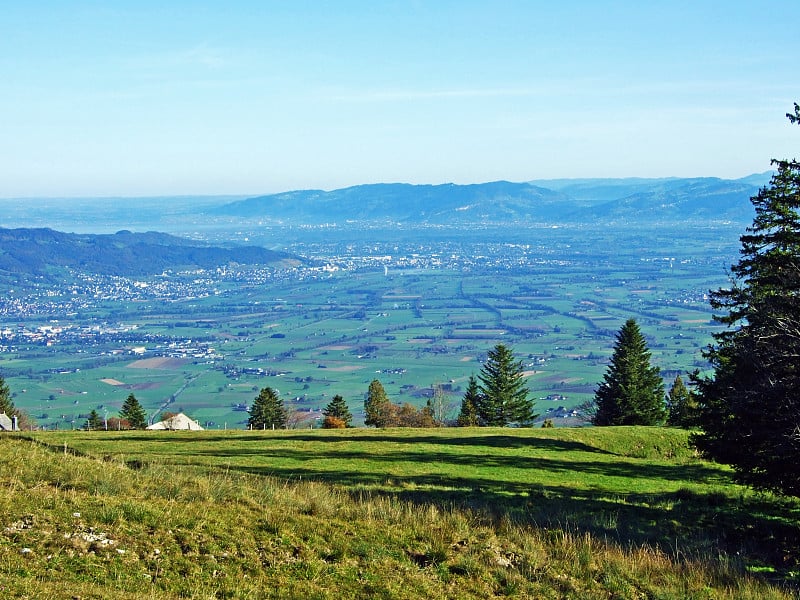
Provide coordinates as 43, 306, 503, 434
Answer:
1, 426, 797, 598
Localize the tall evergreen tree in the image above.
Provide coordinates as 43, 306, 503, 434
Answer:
593, 319, 665, 426
666, 374, 699, 428
693, 103, 800, 496
248, 387, 288, 430
322, 394, 353, 427
86, 409, 104, 430
364, 379, 391, 427
120, 393, 147, 429
0, 375, 15, 416
456, 375, 481, 426
477, 344, 536, 426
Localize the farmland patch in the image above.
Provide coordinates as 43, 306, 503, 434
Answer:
127, 357, 189, 369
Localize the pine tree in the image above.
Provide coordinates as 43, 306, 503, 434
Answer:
0, 376, 15, 416
693, 103, 800, 496
666, 374, 699, 427
364, 379, 391, 427
593, 319, 665, 426
322, 394, 352, 427
248, 387, 288, 430
456, 375, 481, 426
477, 344, 536, 426
86, 409, 104, 430
120, 393, 147, 429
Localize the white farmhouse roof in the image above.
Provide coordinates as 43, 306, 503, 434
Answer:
146, 413, 204, 431
0, 412, 14, 431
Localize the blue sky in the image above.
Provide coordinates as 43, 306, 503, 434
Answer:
1, 1, 798, 196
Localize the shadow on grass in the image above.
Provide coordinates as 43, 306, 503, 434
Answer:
71, 431, 616, 454
24, 432, 800, 583
196, 447, 799, 583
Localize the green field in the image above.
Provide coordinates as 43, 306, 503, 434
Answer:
1, 223, 739, 429
2, 427, 797, 598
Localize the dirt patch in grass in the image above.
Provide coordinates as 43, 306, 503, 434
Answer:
128, 381, 165, 390
100, 378, 126, 386
324, 365, 365, 372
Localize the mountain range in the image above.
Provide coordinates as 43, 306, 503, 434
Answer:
0, 174, 773, 278
215, 173, 773, 225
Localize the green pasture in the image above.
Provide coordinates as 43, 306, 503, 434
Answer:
2, 427, 796, 598
25, 426, 800, 583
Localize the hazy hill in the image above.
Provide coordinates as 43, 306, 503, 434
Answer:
215, 181, 571, 223
0, 228, 299, 277
570, 177, 762, 223
215, 174, 769, 225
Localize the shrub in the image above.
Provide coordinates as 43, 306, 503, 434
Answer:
322, 416, 347, 429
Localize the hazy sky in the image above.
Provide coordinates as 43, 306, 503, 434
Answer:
2, 1, 798, 197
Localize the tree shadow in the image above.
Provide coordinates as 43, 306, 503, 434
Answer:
173, 444, 799, 577
25, 432, 800, 582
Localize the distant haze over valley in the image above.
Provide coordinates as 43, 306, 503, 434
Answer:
0, 173, 774, 234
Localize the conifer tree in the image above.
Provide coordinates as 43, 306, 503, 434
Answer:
0, 376, 15, 416
593, 319, 665, 426
456, 375, 481, 426
694, 103, 800, 496
364, 379, 390, 427
120, 393, 147, 429
322, 394, 352, 427
248, 387, 288, 430
477, 344, 536, 426
86, 409, 104, 430
666, 374, 699, 428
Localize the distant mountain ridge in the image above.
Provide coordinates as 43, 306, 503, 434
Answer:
0, 228, 298, 277
215, 173, 772, 225
216, 181, 570, 223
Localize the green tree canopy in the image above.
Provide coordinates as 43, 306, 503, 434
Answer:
248, 387, 288, 430
666, 374, 699, 428
593, 319, 665, 426
477, 344, 536, 426
119, 393, 147, 429
456, 375, 481, 427
364, 379, 391, 427
693, 103, 800, 496
322, 394, 352, 427
86, 409, 104, 431
0, 376, 15, 416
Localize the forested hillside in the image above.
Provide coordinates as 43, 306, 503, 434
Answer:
0, 228, 299, 277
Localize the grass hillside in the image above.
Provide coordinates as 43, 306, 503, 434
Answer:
1, 427, 798, 599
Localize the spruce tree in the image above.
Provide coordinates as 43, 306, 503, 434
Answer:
666, 374, 699, 428
693, 103, 800, 496
248, 387, 288, 430
0, 376, 15, 416
86, 409, 104, 430
477, 344, 535, 426
456, 375, 481, 426
322, 394, 352, 427
593, 319, 665, 426
120, 393, 147, 429
364, 379, 390, 427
